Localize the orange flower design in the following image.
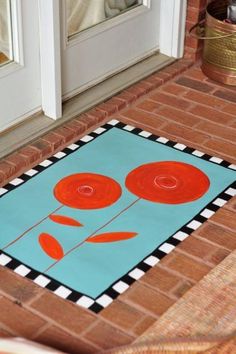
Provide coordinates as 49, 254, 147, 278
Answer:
54, 173, 122, 209
125, 161, 210, 204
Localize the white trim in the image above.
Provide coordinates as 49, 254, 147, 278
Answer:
10, 0, 24, 64
0, 0, 24, 79
38, 0, 62, 119
159, 0, 187, 58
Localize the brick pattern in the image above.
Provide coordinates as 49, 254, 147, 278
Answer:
184, 0, 208, 61
0, 62, 236, 352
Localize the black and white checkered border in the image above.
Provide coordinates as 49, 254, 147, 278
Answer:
0, 119, 235, 313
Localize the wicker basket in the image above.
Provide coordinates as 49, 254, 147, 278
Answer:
192, 0, 236, 86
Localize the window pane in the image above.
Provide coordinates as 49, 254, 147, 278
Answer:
0, 0, 12, 66
67, 0, 143, 38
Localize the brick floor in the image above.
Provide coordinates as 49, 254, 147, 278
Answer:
0, 60, 235, 353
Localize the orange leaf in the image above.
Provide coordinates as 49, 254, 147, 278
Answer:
49, 214, 83, 227
87, 232, 138, 243
39, 233, 64, 260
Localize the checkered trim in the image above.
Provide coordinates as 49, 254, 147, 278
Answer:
0, 119, 235, 313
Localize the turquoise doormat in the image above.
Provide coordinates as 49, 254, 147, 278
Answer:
0, 119, 235, 313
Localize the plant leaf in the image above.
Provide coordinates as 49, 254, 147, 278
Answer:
49, 214, 83, 227
87, 232, 138, 243
39, 233, 64, 260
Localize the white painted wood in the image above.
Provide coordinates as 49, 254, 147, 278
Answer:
0, 53, 172, 159
0, 0, 41, 132
61, 0, 160, 99
160, 0, 187, 58
38, 0, 62, 119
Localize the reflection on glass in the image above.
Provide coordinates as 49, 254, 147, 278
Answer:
67, 0, 143, 37
0, 0, 12, 66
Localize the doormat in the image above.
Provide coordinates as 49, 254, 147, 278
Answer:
0, 119, 235, 313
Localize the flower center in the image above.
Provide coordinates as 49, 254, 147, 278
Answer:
77, 185, 94, 196
154, 175, 179, 190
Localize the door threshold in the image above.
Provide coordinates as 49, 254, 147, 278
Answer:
0, 52, 174, 159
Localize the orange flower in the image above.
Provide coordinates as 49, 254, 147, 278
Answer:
125, 161, 210, 204
54, 173, 122, 209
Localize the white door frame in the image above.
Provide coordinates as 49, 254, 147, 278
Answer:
38, 0, 62, 119
39, 0, 187, 120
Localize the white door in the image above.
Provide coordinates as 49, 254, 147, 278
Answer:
0, 0, 41, 131
61, 0, 161, 100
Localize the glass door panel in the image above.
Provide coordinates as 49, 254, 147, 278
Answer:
0, 0, 13, 66
67, 0, 143, 37
62, 0, 160, 99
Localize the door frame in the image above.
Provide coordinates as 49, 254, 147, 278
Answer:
39, 0, 187, 120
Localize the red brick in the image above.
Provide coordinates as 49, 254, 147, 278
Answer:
125, 85, 146, 99
140, 266, 180, 292
196, 121, 236, 142
132, 315, 156, 336
84, 321, 134, 350
177, 235, 219, 261
210, 209, 236, 231
101, 300, 145, 332
115, 91, 137, 104
225, 196, 236, 211
185, 35, 200, 50
185, 67, 208, 81
135, 81, 153, 94
106, 97, 127, 110
96, 102, 118, 116
229, 121, 236, 130
161, 83, 189, 96
120, 283, 174, 317
190, 105, 234, 125
0, 267, 42, 304
0, 328, 13, 337
145, 74, 164, 88
222, 103, 236, 116
184, 90, 227, 109
136, 100, 159, 113
41, 132, 65, 151
30, 139, 53, 157
162, 252, 212, 281
35, 325, 97, 354
161, 122, 209, 144
141, 78, 157, 91
0, 160, 16, 179
207, 248, 231, 266
85, 109, 107, 122
153, 72, 172, 83
158, 106, 200, 127
0, 171, 5, 186
187, 6, 204, 22
188, 0, 207, 9
31, 293, 95, 335
149, 92, 192, 110
172, 280, 194, 298
64, 120, 86, 136
77, 114, 98, 129
18, 146, 41, 165
214, 89, 236, 104
5, 153, 28, 172
175, 77, 214, 93
204, 138, 236, 159
206, 79, 236, 92
53, 126, 75, 143
0, 297, 45, 338
121, 109, 165, 131
194, 222, 236, 251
